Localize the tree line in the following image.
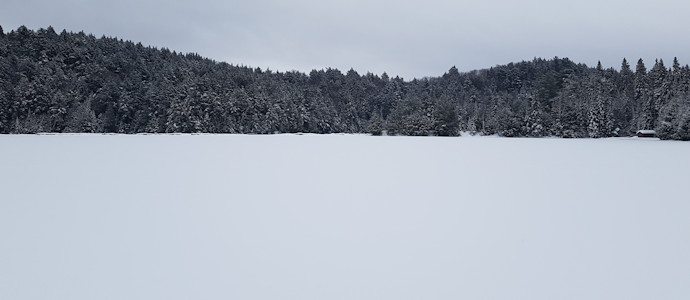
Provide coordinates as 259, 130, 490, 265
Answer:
1, 26, 689, 140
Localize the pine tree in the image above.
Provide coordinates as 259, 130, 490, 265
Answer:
669, 57, 686, 98
615, 58, 635, 133
657, 92, 690, 140
621, 58, 631, 73
633, 59, 648, 129
672, 57, 681, 75
433, 96, 459, 136
523, 91, 545, 137
587, 93, 613, 138
367, 109, 385, 135
645, 59, 669, 130
635, 59, 647, 74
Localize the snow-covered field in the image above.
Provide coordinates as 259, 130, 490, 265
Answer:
1, 134, 689, 300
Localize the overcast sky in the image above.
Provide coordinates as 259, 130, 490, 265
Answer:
3, 0, 690, 79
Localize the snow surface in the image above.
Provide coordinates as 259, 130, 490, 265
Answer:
1, 134, 689, 300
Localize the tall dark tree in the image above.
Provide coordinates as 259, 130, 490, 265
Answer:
614, 58, 635, 133
643, 59, 669, 129
433, 96, 459, 136
633, 59, 649, 129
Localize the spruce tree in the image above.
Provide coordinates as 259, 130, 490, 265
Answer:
433, 96, 459, 136
615, 58, 635, 133
645, 59, 669, 130
673, 57, 681, 74
633, 59, 648, 129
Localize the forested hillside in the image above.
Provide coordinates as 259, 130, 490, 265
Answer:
1, 26, 689, 139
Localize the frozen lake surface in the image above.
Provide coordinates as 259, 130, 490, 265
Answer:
1, 134, 689, 300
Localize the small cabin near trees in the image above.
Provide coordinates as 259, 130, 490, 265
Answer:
636, 130, 656, 138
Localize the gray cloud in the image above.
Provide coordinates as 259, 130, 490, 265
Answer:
3, 0, 690, 79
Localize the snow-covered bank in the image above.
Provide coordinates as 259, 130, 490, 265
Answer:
1, 134, 689, 300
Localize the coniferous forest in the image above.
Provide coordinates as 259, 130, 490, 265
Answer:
1, 26, 689, 139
